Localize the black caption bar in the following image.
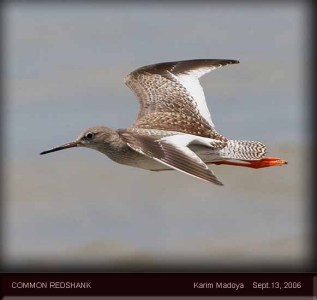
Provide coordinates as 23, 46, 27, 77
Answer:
0, 273, 314, 297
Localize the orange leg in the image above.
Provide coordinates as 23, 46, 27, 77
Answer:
209, 157, 288, 169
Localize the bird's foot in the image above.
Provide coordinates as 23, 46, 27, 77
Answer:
243, 157, 288, 169
211, 157, 288, 169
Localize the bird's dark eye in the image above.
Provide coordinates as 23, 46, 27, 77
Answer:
85, 132, 94, 139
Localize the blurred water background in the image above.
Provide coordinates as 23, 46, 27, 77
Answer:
3, 2, 312, 270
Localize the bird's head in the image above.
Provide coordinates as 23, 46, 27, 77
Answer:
40, 126, 116, 155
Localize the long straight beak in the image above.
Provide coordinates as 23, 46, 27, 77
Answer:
40, 140, 79, 155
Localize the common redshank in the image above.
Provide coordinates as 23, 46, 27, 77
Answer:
40, 59, 287, 185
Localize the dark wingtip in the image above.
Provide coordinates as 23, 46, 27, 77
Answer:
227, 59, 240, 64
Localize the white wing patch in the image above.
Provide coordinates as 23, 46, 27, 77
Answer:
173, 67, 217, 128
161, 133, 220, 148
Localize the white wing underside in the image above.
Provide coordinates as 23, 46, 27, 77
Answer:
171, 67, 217, 127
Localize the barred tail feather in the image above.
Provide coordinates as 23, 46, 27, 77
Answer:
221, 140, 266, 161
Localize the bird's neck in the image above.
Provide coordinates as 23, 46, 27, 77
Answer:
107, 130, 127, 151
95, 129, 132, 163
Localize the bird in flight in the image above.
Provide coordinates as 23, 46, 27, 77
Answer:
41, 59, 287, 185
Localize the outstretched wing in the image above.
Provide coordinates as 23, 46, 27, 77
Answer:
125, 59, 239, 131
118, 128, 224, 185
